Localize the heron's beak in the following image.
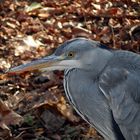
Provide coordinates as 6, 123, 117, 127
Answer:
8, 55, 65, 74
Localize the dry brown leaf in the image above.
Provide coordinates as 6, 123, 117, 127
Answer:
72, 26, 92, 38
107, 8, 123, 15
0, 99, 23, 130
25, 2, 42, 12
56, 96, 79, 122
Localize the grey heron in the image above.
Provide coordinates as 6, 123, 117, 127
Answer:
8, 38, 140, 140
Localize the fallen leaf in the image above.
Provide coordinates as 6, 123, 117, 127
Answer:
25, 2, 42, 12
23, 35, 44, 48
0, 99, 23, 130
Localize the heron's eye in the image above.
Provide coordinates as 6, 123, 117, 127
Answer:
67, 51, 75, 58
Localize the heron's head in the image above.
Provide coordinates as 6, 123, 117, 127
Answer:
8, 38, 112, 74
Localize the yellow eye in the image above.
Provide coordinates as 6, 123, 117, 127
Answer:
68, 51, 75, 58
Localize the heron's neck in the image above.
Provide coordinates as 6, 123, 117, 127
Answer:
84, 48, 113, 77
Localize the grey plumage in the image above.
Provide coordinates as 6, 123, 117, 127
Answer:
8, 38, 140, 140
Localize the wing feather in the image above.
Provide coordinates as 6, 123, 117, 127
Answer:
99, 67, 140, 140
